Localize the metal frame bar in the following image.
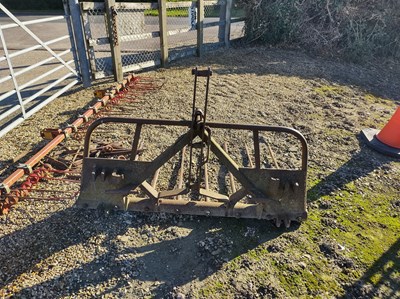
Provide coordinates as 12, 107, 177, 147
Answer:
0, 49, 71, 85
0, 5, 76, 75
230, 17, 245, 24
0, 16, 66, 30
0, 35, 70, 63
203, 21, 223, 28
62, 0, 81, 77
81, 0, 222, 10
83, 117, 308, 170
80, 7, 98, 78
78, 116, 308, 225
88, 25, 194, 46
0, 59, 75, 105
0, 3, 81, 138
0, 79, 79, 138
65, 0, 91, 87
0, 71, 75, 123
0, 26, 26, 118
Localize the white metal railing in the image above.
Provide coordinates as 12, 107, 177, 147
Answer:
0, 4, 80, 138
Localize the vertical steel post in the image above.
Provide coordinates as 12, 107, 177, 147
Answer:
62, 0, 80, 77
105, 0, 123, 82
158, 0, 168, 67
67, 0, 92, 87
80, 9, 97, 78
0, 26, 26, 118
197, 0, 204, 57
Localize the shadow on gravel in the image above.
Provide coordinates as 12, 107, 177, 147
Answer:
340, 238, 400, 299
210, 47, 400, 102
0, 207, 290, 298
307, 135, 393, 201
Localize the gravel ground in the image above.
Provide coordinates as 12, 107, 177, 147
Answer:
0, 46, 399, 298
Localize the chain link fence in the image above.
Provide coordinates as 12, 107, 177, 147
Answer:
166, 2, 197, 61
203, 0, 223, 49
117, 7, 161, 72
80, 1, 244, 79
82, 7, 111, 77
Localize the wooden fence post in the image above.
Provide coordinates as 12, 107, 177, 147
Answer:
197, 0, 204, 57
218, 0, 226, 43
224, 0, 232, 47
105, 0, 123, 82
158, 0, 168, 67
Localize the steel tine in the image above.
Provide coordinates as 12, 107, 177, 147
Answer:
223, 142, 236, 193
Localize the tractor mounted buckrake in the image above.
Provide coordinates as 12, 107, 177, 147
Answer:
76, 68, 308, 227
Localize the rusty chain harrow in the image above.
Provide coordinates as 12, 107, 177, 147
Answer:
0, 75, 164, 214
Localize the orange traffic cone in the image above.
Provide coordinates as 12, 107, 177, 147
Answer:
361, 107, 400, 158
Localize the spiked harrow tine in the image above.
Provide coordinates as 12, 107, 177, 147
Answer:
151, 168, 161, 188
261, 137, 279, 168
177, 146, 186, 200
223, 142, 236, 193
76, 68, 308, 227
203, 163, 210, 201
244, 143, 254, 168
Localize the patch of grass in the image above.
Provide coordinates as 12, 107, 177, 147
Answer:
267, 247, 341, 296
307, 177, 323, 201
314, 85, 348, 97
363, 93, 394, 106
198, 155, 399, 297
199, 280, 230, 298
332, 189, 399, 264
145, 9, 189, 17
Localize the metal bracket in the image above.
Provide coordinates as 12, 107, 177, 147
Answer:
105, 92, 114, 99
40, 128, 63, 140
17, 163, 33, 174
97, 98, 107, 106
79, 114, 89, 122
66, 124, 78, 133
0, 183, 11, 194
94, 89, 107, 99
89, 106, 99, 114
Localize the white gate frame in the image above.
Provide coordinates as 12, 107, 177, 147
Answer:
0, 4, 83, 138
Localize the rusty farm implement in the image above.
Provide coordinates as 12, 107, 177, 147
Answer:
77, 68, 309, 227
